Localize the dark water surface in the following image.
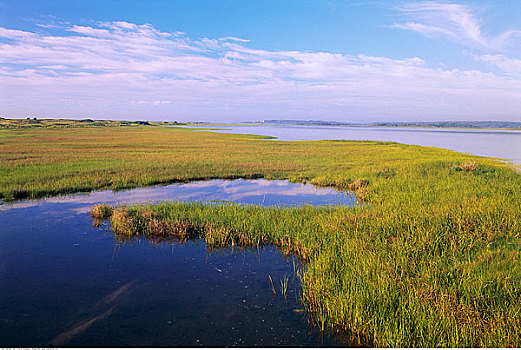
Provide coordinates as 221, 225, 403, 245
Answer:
0, 179, 352, 347
185, 125, 521, 166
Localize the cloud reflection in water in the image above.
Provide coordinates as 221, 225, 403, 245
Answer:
0, 179, 355, 213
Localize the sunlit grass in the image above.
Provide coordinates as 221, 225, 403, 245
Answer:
2, 121, 521, 346
0, 117, 182, 129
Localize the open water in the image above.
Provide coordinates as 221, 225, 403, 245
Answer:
0, 179, 352, 346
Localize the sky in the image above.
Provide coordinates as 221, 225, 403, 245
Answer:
1, 0, 520, 122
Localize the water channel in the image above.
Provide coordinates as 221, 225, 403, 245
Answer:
185, 124, 521, 166
0, 179, 354, 347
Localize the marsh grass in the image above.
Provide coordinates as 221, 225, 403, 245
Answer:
90, 203, 113, 227
90, 204, 113, 219
280, 275, 290, 300
268, 275, 277, 295
5, 122, 521, 346
0, 117, 181, 129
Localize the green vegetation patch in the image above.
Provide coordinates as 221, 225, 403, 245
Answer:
2, 122, 521, 346
0, 117, 183, 129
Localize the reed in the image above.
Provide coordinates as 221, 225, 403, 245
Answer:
280, 275, 289, 300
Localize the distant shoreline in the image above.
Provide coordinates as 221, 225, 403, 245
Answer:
3, 117, 519, 130
241, 120, 521, 130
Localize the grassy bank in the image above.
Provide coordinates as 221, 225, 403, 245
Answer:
2, 123, 521, 346
0, 117, 183, 129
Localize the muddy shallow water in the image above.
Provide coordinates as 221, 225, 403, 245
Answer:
0, 179, 353, 346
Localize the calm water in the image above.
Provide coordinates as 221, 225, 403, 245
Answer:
0, 179, 352, 347
186, 125, 521, 166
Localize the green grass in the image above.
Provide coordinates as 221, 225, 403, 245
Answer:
2, 120, 521, 346
0, 117, 183, 129
280, 275, 290, 300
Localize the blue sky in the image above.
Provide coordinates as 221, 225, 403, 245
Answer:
1, 0, 520, 122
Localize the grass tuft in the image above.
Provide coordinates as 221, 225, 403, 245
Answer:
90, 204, 113, 220
453, 160, 479, 172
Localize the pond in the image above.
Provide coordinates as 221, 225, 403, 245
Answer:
0, 179, 352, 347
1, 178, 356, 213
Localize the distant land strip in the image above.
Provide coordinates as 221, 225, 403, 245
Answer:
244, 119, 521, 129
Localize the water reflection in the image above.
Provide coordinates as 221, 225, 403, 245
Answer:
0, 178, 355, 213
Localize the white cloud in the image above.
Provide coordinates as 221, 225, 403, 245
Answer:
219, 36, 250, 43
0, 27, 38, 40
153, 100, 173, 105
0, 21, 520, 121
392, 1, 521, 51
479, 54, 521, 76
392, 21, 455, 38
67, 25, 111, 37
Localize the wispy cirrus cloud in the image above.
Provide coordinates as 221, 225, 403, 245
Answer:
478, 54, 521, 76
1, 21, 521, 121
391, 1, 521, 51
